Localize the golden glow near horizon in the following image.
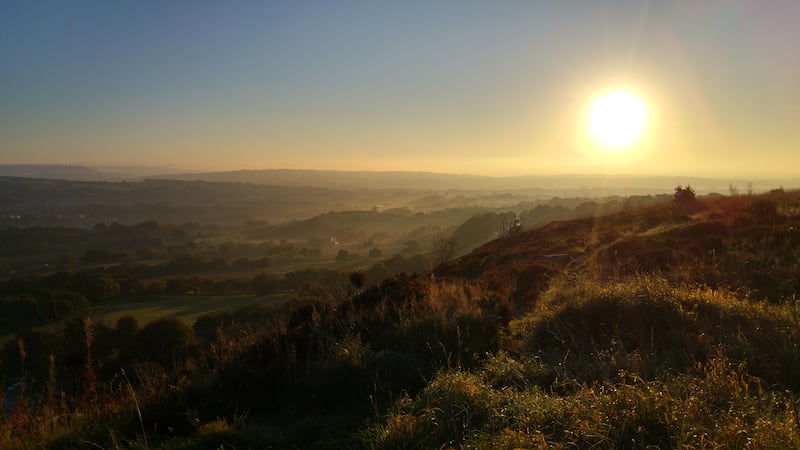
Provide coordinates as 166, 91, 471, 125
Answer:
588, 90, 648, 152
3, 4, 800, 178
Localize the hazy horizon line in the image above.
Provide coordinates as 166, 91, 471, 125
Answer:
1, 162, 796, 182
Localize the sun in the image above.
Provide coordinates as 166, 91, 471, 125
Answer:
588, 90, 648, 151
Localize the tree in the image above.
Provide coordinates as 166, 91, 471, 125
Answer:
500, 214, 522, 238
56, 318, 114, 395
431, 234, 457, 266
71, 275, 120, 304
135, 317, 197, 364
349, 271, 366, 289
674, 185, 696, 204
115, 315, 140, 351
365, 262, 392, 285
336, 249, 349, 261
58, 291, 90, 311
193, 311, 231, 340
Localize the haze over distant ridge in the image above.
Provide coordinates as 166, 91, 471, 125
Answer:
0, 164, 793, 194
0, 164, 184, 181
149, 168, 750, 193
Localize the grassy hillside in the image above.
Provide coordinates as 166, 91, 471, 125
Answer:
2, 189, 800, 448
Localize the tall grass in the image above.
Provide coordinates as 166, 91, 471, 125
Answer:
366, 274, 800, 449
503, 275, 800, 388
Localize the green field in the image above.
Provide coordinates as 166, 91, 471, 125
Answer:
1, 293, 295, 346
87, 293, 295, 326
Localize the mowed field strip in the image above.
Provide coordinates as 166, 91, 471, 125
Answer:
86, 293, 295, 327
0, 293, 295, 346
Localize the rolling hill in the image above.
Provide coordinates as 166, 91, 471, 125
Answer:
4, 189, 800, 448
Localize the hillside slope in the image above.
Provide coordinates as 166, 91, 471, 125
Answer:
4, 190, 800, 449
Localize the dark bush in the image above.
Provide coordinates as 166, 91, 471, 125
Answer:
135, 317, 197, 365
193, 311, 232, 341
349, 271, 366, 289
674, 185, 696, 204
115, 316, 140, 350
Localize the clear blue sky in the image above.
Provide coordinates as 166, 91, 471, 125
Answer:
1, 1, 798, 176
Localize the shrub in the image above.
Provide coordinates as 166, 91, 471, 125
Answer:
349, 271, 365, 289
115, 315, 139, 350
193, 311, 232, 341
674, 184, 696, 204
135, 317, 197, 365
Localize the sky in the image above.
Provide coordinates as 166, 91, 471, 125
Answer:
1, 1, 798, 177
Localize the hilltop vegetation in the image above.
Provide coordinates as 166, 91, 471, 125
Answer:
1, 188, 800, 448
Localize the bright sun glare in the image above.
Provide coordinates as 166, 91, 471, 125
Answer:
588, 90, 648, 152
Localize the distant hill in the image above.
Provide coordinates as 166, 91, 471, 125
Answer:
0, 177, 426, 227
1, 165, 793, 194
0, 164, 120, 181
0, 164, 183, 181
148, 168, 491, 190
147, 168, 794, 194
